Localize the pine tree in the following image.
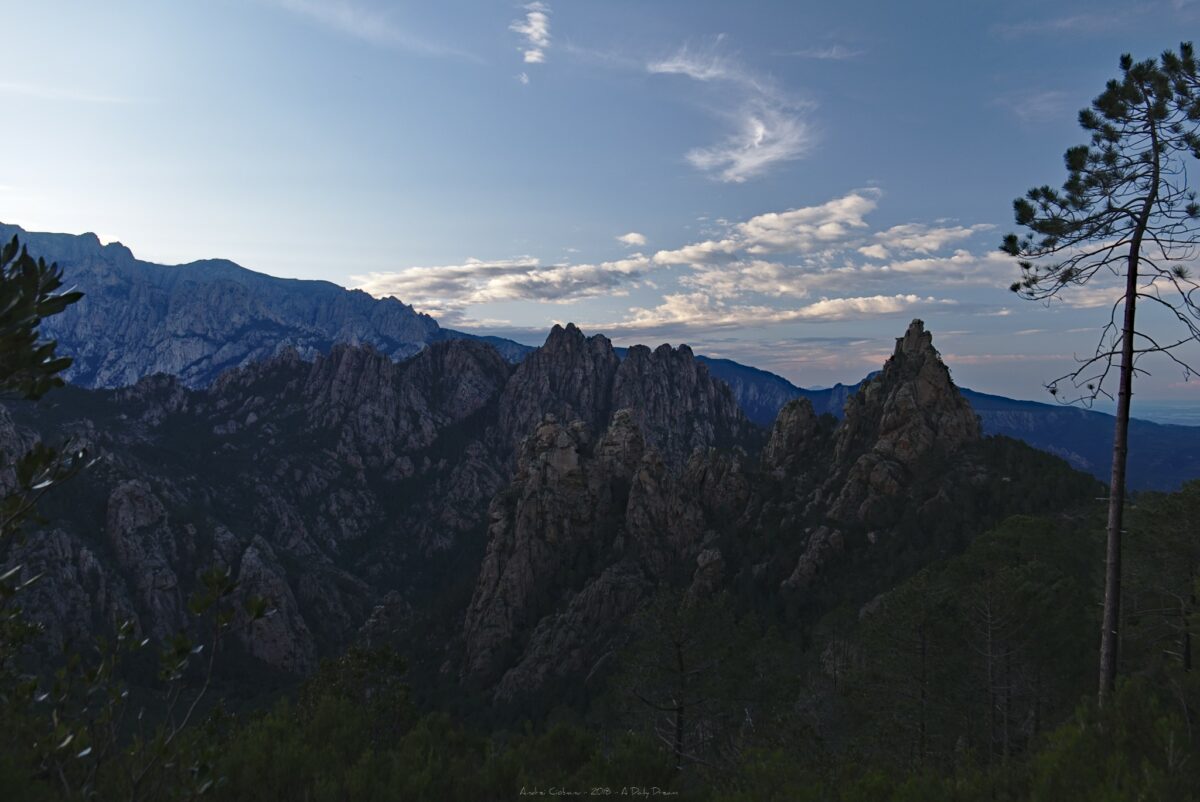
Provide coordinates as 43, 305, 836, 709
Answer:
1001, 42, 1200, 704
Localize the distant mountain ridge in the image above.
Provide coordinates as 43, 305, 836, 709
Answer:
0, 223, 530, 388
5, 222, 1196, 491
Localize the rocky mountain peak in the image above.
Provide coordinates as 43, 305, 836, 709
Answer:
896, 317, 934, 358
827, 319, 981, 524
614, 341, 753, 465
763, 397, 821, 474
497, 324, 621, 448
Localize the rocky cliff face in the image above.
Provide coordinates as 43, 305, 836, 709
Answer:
456, 322, 995, 703
3, 317, 1096, 707
1, 337, 515, 675
498, 323, 755, 466
461, 324, 757, 700
462, 410, 745, 701
3, 322, 759, 686
498, 324, 622, 447
456, 321, 1097, 705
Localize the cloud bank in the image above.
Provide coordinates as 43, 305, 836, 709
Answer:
354, 189, 1012, 335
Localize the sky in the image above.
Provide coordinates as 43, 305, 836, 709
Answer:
2, 0, 1200, 404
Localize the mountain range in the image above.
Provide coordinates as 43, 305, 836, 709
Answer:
3, 221, 1197, 491
1, 317, 1097, 708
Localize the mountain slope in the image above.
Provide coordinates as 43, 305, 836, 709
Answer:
0, 223, 531, 388
1, 324, 753, 685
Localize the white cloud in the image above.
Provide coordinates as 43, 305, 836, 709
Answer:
648, 42, 747, 85
996, 90, 1073, 124
644, 190, 1014, 310
590, 292, 955, 334
874, 222, 993, 254
825, 250, 1018, 292
653, 238, 740, 265
264, 0, 473, 58
648, 40, 814, 182
786, 44, 863, 60
356, 189, 1007, 339
1058, 284, 1127, 309
737, 191, 878, 252
517, 72, 530, 85
653, 190, 880, 267
352, 254, 649, 322
511, 2, 551, 66
681, 260, 809, 299
685, 102, 814, 183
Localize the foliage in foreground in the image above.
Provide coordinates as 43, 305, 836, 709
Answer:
8, 483, 1191, 801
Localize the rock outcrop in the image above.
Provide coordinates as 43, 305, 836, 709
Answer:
459, 322, 758, 701
739, 321, 1090, 610
826, 319, 981, 526
462, 409, 732, 701
498, 323, 755, 466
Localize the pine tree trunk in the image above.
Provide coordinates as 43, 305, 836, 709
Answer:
1099, 239, 1141, 705
1099, 87, 1160, 705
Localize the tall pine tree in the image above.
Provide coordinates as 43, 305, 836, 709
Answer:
1002, 43, 1200, 703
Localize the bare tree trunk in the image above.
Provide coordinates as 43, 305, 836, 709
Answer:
1099, 257, 1136, 705
673, 639, 685, 772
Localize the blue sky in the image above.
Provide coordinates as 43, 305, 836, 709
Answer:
2, 0, 1200, 402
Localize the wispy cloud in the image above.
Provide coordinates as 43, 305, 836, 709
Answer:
872, 222, 994, 255
264, 0, 475, 59
685, 101, 814, 183
510, 2, 551, 68
994, 11, 1128, 38
995, 89, 1074, 124
0, 81, 140, 104
648, 41, 758, 87
783, 44, 863, 60
352, 254, 649, 324
648, 39, 815, 182
617, 232, 647, 247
